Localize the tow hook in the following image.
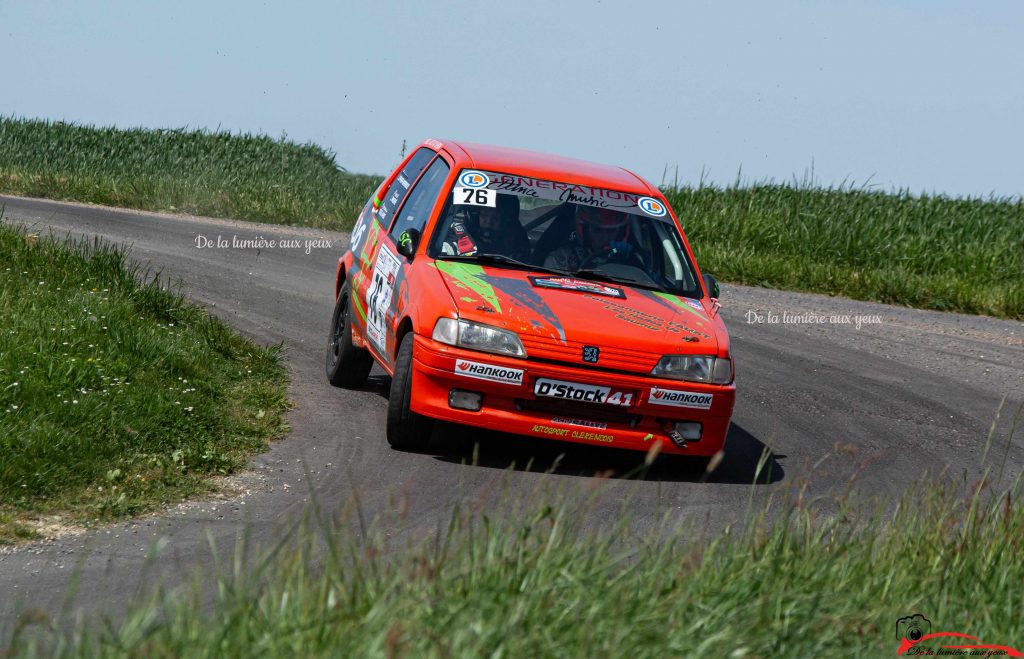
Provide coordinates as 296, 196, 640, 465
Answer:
663, 422, 687, 449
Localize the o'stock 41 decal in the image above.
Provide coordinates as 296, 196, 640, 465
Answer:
365, 244, 402, 354
638, 196, 668, 217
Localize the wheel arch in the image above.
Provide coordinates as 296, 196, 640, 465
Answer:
335, 261, 347, 299
394, 316, 415, 359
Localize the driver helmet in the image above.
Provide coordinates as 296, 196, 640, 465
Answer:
469, 193, 520, 246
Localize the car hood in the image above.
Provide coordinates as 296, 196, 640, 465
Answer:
432, 261, 719, 373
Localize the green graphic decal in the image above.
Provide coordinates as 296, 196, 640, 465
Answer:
359, 220, 382, 270
652, 291, 707, 323
434, 261, 502, 313
351, 293, 368, 323
486, 275, 566, 343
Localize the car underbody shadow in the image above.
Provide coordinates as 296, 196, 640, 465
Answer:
361, 372, 391, 396
427, 421, 784, 485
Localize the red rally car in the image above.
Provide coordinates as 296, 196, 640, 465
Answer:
327, 139, 735, 458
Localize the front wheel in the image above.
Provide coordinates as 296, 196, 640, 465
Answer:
326, 283, 373, 387
386, 332, 434, 451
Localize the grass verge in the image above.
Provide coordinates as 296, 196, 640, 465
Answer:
2, 116, 1021, 318
0, 215, 289, 544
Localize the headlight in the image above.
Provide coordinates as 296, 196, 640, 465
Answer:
651, 355, 732, 384
432, 318, 527, 358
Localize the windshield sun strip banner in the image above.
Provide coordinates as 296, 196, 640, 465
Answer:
476, 170, 668, 217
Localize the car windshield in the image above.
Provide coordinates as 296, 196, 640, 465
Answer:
427, 169, 702, 296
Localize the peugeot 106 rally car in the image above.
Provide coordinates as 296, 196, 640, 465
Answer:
326, 139, 735, 457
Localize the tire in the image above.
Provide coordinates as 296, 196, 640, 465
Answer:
386, 332, 433, 451
325, 282, 373, 387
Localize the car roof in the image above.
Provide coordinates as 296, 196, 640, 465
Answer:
428, 139, 658, 197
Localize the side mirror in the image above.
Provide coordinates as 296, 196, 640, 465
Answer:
397, 228, 420, 259
703, 273, 720, 299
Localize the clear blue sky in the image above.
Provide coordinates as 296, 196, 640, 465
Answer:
2, 1, 1021, 197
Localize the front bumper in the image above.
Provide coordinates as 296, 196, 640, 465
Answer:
410, 334, 735, 456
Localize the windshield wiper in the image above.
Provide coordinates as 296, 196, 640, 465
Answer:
437, 253, 572, 277
571, 268, 662, 292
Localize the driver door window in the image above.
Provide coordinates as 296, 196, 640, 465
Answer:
375, 148, 434, 227
389, 158, 450, 241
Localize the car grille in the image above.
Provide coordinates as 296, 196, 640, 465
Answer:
519, 335, 660, 374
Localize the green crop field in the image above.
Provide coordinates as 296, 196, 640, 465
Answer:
0, 218, 289, 543
0, 117, 379, 229
668, 183, 1024, 319
1, 117, 1021, 318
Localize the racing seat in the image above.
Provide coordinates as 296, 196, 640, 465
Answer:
530, 203, 577, 266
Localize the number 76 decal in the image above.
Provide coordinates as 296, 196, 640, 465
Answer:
453, 186, 496, 207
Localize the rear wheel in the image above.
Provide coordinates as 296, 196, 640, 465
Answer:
326, 282, 373, 387
386, 332, 433, 451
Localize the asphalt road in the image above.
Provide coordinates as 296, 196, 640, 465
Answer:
2, 195, 1022, 627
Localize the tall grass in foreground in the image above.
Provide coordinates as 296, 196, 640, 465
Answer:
0, 217, 289, 543
667, 182, 1024, 319
6, 411, 1023, 657
0, 117, 379, 229
4, 401, 1019, 659
2, 116, 1021, 318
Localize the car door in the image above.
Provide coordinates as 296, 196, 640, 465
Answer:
350, 148, 434, 360
360, 151, 451, 368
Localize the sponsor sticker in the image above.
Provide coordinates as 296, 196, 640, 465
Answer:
533, 378, 634, 406
455, 359, 524, 385
552, 417, 608, 430
459, 170, 490, 189
365, 245, 402, 354
638, 196, 668, 217
453, 186, 497, 207
531, 424, 614, 443
683, 298, 704, 311
397, 174, 411, 189
481, 171, 646, 214
648, 388, 713, 410
529, 276, 626, 299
